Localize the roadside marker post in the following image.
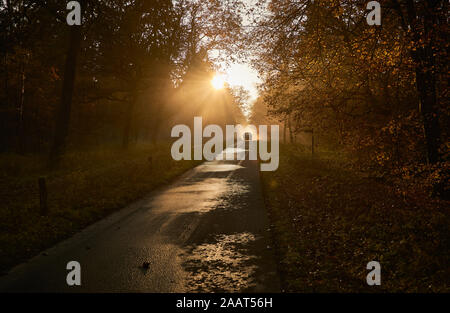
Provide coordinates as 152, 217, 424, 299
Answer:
38, 177, 48, 216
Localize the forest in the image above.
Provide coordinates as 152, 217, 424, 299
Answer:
250, 0, 448, 196
0, 0, 246, 157
0, 0, 449, 292
0, 0, 248, 274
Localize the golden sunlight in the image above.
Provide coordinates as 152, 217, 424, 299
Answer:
211, 74, 226, 90
223, 63, 260, 102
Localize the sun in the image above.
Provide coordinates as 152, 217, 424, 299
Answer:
211, 74, 226, 90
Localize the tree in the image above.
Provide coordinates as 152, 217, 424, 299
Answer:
390, 0, 447, 164
49, 17, 82, 166
249, 0, 448, 169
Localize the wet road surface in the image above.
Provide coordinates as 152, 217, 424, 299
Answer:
0, 145, 280, 292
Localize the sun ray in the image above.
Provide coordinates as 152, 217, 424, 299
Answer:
211, 74, 226, 90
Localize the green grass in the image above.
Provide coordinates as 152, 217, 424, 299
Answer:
0, 143, 200, 273
261, 144, 450, 292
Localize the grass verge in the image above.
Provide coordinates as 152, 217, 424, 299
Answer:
261, 144, 450, 292
0, 143, 200, 273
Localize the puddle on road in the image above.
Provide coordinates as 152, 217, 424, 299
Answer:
150, 175, 250, 215
181, 232, 259, 292
197, 163, 244, 172
140, 157, 258, 291
149, 178, 227, 214
214, 148, 247, 161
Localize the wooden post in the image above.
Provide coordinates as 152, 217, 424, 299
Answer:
38, 177, 48, 216
311, 128, 314, 156
148, 156, 153, 169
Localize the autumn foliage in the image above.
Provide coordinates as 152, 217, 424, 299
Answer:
249, 0, 448, 198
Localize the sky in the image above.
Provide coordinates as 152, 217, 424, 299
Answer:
222, 63, 261, 102
212, 0, 266, 112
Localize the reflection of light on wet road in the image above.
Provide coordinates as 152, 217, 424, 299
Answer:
197, 163, 244, 172
182, 232, 259, 292
149, 178, 228, 214
215, 147, 247, 160
148, 156, 249, 215
0, 138, 280, 292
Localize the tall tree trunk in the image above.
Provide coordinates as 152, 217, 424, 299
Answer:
122, 96, 136, 149
16, 58, 25, 153
393, 0, 443, 163
288, 114, 294, 143
49, 25, 82, 167
150, 99, 165, 144
412, 0, 442, 164
416, 66, 441, 164
4, 53, 9, 109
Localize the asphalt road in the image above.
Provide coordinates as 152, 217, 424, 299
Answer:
0, 145, 280, 292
